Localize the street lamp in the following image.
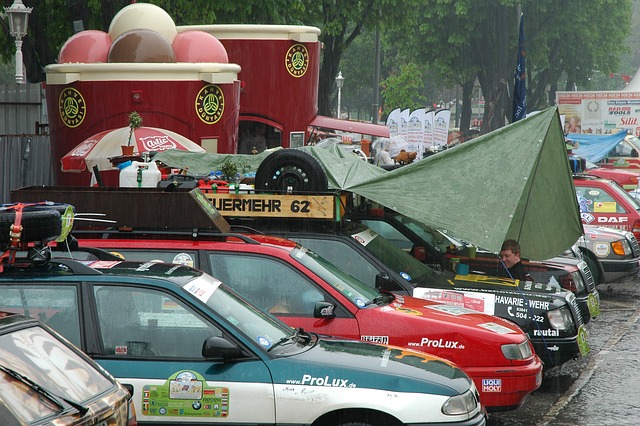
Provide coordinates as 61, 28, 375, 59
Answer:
3, 0, 32, 84
335, 71, 344, 118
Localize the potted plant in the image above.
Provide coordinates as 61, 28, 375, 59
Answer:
122, 111, 142, 155
220, 159, 238, 182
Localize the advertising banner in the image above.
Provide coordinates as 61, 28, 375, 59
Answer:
556, 91, 640, 136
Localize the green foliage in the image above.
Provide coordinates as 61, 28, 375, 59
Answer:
219, 159, 238, 182
380, 63, 427, 115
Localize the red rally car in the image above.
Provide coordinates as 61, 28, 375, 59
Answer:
72, 231, 543, 412
574, 174, 640, 240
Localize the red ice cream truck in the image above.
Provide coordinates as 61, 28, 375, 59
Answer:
44, 3, 388, 187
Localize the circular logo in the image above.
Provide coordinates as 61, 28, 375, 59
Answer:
586, 101, 600, 113
172, 253, 194, 267
59, 88, 86, 128
195, 84, 224, 124
285, 44, 309, 78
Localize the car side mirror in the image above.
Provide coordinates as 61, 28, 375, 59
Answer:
313, 301, 336, 318
202, 336, 244, 360
375, 273, 395, 292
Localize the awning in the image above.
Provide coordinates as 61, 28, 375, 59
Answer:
309, 115, 390, 138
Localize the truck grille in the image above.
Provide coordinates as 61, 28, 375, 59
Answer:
626, 232, 640, 258
566, 292, 584, 327
578, 260, 596, 293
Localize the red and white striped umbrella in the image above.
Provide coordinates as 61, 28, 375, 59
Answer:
61, 126, 206, 172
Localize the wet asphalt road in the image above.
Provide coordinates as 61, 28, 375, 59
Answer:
488, 275, 640, 426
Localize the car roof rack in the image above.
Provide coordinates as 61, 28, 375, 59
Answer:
66, 229, 262, 244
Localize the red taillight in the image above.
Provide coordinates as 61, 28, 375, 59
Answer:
413, 246, 426, 261
632, 220, 640, 241
368, 208, 385, 217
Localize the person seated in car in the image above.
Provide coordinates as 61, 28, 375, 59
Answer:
498, 239, 529, 281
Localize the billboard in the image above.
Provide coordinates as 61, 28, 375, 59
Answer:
556, 91, 640, 136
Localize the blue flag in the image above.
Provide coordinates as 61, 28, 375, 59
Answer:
512, 14, 526, 122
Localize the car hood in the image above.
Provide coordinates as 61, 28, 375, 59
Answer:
270, 337, 473, 396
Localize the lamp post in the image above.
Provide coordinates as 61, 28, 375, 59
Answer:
3, 0, 32, 84
335, 71, 344, 118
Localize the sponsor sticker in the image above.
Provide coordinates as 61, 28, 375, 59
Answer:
362, 335, 389, 344
407, 337, 465, 350
172, 253, 195, 267
477, 322, 516, 334
143, 371, 229, 417
594, 242, 610, 257
482, 378, 502, 393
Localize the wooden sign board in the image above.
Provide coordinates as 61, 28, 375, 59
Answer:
205, 193, 343, 219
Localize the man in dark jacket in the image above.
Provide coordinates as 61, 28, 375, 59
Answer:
498, 239, 528, 281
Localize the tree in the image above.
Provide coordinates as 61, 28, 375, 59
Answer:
0, 0, 303, 83
387, 0, 632, 132
523, 0, 631, 110
380, 63, 427, 115
299, 0, 419, 117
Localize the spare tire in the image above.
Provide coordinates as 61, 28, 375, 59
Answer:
255, 149, 328, 192
0, 209, 62, 245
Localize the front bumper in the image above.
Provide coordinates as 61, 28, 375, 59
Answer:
465, 358, 543, 412
600, 257, 640, 283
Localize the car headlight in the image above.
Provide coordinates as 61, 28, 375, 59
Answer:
611, 240, 630, 256
501, 340, 533, 360
442, 389, 478, 415
547, 306, 573, 331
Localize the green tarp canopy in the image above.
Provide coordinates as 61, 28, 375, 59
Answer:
153, 107, 583, 260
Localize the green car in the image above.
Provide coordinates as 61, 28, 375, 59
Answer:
0, 248, 486, 425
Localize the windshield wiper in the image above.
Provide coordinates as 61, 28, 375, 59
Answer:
267, 327, 308, 352
0, 364, 89, 416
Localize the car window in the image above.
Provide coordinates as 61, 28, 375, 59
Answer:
207, 253, 325, 315
612, 140, 639, 158
576, 186, 626, 214
290, 237, 380, 287
0, 285, 81, 347
93, 285, 221, 358
358, 220, 413, 252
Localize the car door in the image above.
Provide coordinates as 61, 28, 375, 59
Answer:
0, 282, 277, 424
205, 252, 361, 339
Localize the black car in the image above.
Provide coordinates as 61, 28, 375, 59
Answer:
349, 206, 601, 324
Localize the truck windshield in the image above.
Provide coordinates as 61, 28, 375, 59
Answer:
290, 245, 380, 308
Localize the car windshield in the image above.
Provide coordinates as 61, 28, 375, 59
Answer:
184, 274, 293, 349
289, 245, 381, 307
0, 326, 114, 406
395, 214, 463, 252
606, 179, 640, 210
345, 225, 440, 286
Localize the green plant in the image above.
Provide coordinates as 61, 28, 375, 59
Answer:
127, 111, 143, 146
220, 159, 238, 182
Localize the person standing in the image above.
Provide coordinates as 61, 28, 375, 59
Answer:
374, 138, 393, 166
498, 239, 529, 281
238, 123, 267, 154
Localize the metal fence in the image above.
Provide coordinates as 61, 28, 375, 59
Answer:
1, 135, 54, 204
1, 82, 52, 204
0, 83, 48, 135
